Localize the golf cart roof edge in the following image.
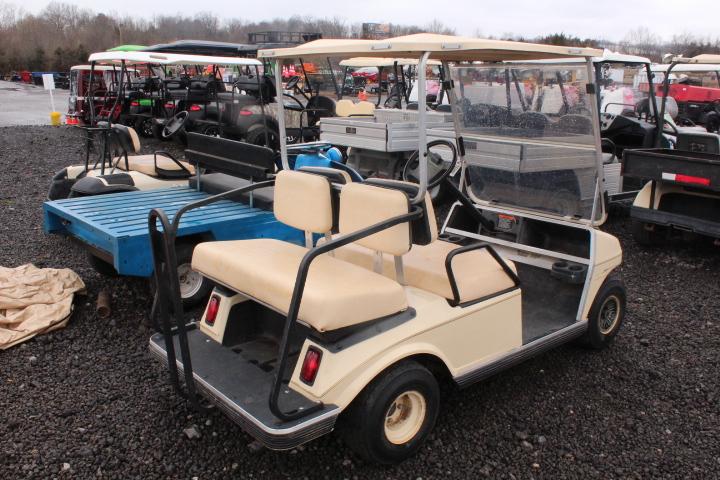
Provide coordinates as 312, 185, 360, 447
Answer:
88, 51, 262, 66
339, 57, 442, 67
258, 33, 602, 61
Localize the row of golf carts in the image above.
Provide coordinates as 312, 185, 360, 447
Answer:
42, 34, 720, 464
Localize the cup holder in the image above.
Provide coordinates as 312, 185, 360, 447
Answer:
551, 261, 587, 284
438, 233, 464, 244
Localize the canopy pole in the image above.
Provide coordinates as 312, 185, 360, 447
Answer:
443, 60, 466, 192
586, 57, 605, 225
275, 59, 289, 170
412, 51, 431, 204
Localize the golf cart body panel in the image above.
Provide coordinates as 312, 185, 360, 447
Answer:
147, 36, 625, 459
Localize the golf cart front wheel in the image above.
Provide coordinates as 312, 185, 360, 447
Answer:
580, 273, 626, 349
340, 360, 439, 465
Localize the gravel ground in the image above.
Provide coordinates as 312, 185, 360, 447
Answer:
1, 125, 719, 479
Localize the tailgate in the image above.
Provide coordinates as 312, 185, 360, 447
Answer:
622, 148, 720, 193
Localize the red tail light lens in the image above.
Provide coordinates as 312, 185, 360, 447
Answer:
130, 101, 140, 107
189, 104, 202, 112
300, 347, 322, 385
239, 109, 253, 116
675, 174, 710, 186
205, 295, 220, 326
164, 102, 174, 109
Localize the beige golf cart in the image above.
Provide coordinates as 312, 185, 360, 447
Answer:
626, 54, 720, 245
148, 34, 626, 464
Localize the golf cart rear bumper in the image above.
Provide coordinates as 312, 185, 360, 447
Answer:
631, 206, 720, 238
148, 332, 340, 450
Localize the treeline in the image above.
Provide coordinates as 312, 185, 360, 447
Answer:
1, 1, 719, 72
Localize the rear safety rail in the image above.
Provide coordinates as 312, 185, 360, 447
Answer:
147, 180, 276, 412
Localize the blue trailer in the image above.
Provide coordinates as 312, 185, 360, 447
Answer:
43, 133, 306, 306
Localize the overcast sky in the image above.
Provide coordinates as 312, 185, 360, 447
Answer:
12, 0, 720, 42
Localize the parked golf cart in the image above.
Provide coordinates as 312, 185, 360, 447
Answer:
67, 64, 141, 126
148, 34, 625, 464
650, 61, 720, 133
624, 54, 720, 246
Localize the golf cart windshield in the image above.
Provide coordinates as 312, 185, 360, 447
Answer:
452, 63, 601, 221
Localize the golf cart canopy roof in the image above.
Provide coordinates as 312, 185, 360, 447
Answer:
650, 62, 720, 72
687, 54, 720, 64
107, 45, 149, 52
259, 33, 602, 62
144, 40, 265, 57
516, 49, 651, 65
88, 51, 262, 67
70, 64, 138, 71
339, 57, 442, 67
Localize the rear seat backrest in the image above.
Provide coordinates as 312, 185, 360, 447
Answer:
339, 183, 411, 256
274, 170, 333, 234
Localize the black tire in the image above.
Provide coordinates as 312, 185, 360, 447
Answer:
705, 115, 720, 134
631, 218, 664, 246
165, 242, 213, 308
87, 253, 118, 276
580, 273, 626, 349
339, 361, 439, 465
245, 124, 279, 150
134, 117, 154, 138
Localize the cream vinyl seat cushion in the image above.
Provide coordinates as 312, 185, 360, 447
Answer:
116, 155, 196, 176
326, 239, 517, 303
335, 99, 376, 117
192, 239, 407, 332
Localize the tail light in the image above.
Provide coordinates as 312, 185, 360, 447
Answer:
164, 102, 174, 109
205, 295, 220, 326
300, 347, 322, 385
130, 101, 140, 107
662, 172, 711, 187
239, 109, 253, 116
189, 104, 202, 112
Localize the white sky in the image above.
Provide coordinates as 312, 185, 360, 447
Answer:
12, 0, 720, 42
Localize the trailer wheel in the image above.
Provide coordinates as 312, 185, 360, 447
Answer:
631, 218, 665, 246
175, 243, 212, 308
340, 361, 439, 465
87, 253, 118, 276
580, 273, 626, 349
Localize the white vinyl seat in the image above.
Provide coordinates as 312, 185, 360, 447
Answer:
113, 125, 195, 176
191, 170, 410, 332
335, 99, 376, 117
116, 154, 196, 176
327, 239, 517, 303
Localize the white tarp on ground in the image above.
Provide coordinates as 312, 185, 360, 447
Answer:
0, 264, 85, 349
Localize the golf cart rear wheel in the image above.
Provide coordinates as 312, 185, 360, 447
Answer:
340, 361, 439, 465
580, 273, 626, 349
631, 218, 665, 246
134, 117, 154, 138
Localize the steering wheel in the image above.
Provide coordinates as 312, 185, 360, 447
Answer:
402, 140, 458, 189
162, 111, 189, 139
285, 75, 300, 91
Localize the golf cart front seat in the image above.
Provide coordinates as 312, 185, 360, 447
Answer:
111, 124, 196, 177
191, 170, 410, 332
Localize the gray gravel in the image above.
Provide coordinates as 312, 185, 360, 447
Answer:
1, 125, 719, 479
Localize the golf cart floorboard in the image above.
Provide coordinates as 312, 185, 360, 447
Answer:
149, 329, 339, 450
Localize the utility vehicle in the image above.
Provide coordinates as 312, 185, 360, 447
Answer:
148, 34, 626, 464
625, 54, 720, 245
650, 62, 720, 133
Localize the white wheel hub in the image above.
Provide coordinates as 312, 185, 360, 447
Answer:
177, 263, 203, 299
384, 390, 426, 445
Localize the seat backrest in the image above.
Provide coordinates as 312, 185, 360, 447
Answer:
676, 131, 720, 154
354, 101, 376, 116
274, 170, 333, 234
339, 183, 412, 256
336, 99, 354, 117
364, 178, 438, 245
111, 124, 141, 154
185, 132, 275, 180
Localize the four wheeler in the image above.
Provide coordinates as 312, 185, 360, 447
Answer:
624, 54, 720, 246
148, 34, 626, 464
650, 61, 720, 133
